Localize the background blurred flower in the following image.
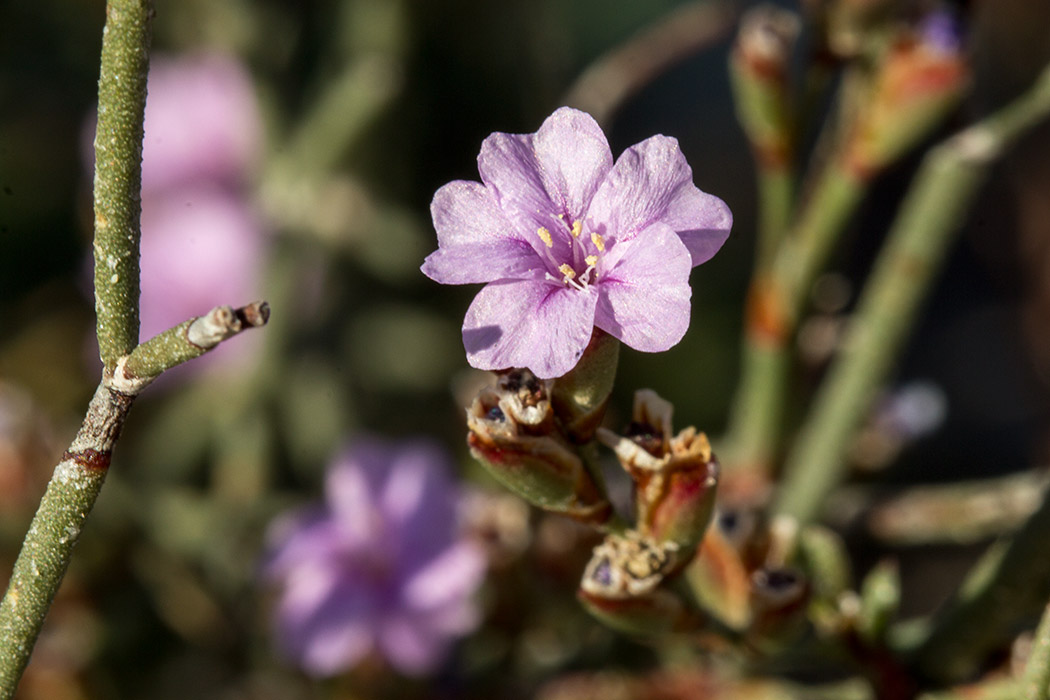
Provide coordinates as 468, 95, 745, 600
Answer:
263, 439, 486, 677
82, 52, 268, 364
138, 54, 262, 194
422, 107, 732, 379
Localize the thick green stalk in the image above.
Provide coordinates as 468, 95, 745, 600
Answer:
772, 164, 865, 321
722, 164, 862, 474
0, 385, 133, 700
0, 4, 271, 697
92, 0, 153, 369
756, 166, 794, 270
774, 63, 1050, 523
0, 5, 153, 697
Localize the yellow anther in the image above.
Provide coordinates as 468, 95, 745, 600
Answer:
571, 220, 582, 238
537, 227, 553, 248
558, 264, 576, 280
585, 255, 598, 267
591, 232, 605, 252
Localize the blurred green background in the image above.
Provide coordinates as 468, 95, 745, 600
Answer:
4, 0, 1050, 698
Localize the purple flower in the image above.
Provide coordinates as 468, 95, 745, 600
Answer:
263, 440, 487, 677
422, 107, 732, 379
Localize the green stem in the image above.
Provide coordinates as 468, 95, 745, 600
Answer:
0, 385, 134, 699
774, 62, 1050, 524
722, 163, 863, 475
1023, 601, 1050, 700
909, 493, 1050, 682
773, 163, 865, 321
756, 166, 794, 270
721, 340, 790, 473
92, 0, 153, 369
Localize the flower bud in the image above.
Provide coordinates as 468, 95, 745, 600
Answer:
857, 559, 899, 644
577, 530, 694, 635
729, 5, 801, 169
599, 390, 719, 561
550, 329, 620, 443
467, 371, 612, 525
844, 11, 969, 178
747, 566, 811, 650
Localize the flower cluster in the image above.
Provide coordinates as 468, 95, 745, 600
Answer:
423, 107, 732, 379
263, 440, 486, 677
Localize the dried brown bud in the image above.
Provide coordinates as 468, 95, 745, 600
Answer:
599, 390, 719, 561
577, 531, 693, 635
467, 374, 611, 525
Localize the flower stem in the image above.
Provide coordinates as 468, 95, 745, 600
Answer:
722, 163, 863, 476
92, 0, 154, 370
774, 62, 1050, 524
756, 166, 794, 271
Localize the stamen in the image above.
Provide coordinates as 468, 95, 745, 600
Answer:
571, 220, 582, 238
585, 255, 598, 267
537, 227, 553, 248
558, 264, 576, 280
591, 232, 606, 252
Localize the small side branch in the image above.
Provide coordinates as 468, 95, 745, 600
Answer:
120, 301, 271, 385
562, 0, 736, 126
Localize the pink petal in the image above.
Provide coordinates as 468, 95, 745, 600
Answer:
140, 53, 261, 193
477, 131, 562, 244
532, 107, 613, 222
462, 279, 598, 379
587, 135, 731, 265
262, 508, 336, 577
325, 449, 383, 543
423, 181, 542, 284
297, 622, 373, 677
139, 185, 265, 341
403, 541, 486, 612
665, 185, 733, 266
377, 614, 447, 675
595, 223, 693, 352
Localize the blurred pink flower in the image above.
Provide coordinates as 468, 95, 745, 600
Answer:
263, 439, 487, 677
137, 184, 265, 342
138, 53, 262, 194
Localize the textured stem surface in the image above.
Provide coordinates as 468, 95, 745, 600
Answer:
0, 384, 133, 699
92, 0, 154, 368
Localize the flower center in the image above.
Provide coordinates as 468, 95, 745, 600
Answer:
536, 218, 607, 292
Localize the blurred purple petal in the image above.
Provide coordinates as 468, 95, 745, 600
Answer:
263, 439, 486, 678
138, 185, 266, 342
139, 53, 262, 193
